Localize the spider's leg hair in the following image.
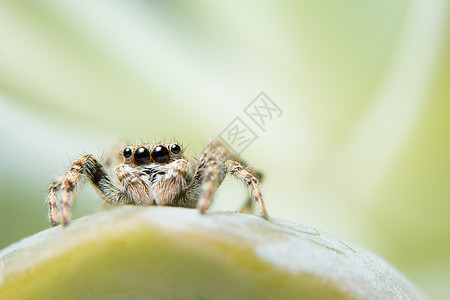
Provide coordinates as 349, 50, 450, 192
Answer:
47, 154, 126, 227
194, 154, 226, 213
224, 160, 268, 219
47, 177, 64, 227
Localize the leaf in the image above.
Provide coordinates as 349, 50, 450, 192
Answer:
0, 207, 422, 299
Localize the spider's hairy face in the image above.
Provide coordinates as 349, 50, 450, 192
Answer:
121, 143, 183, 166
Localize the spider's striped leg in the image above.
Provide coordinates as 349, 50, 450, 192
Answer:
47, 161, 87, 227
47, 177, 63, 226
224, 160, 268, 219
187, 154, 226, 213
204, 138, 264, 179
47, 155, 126, 227
238, 168, 264, 214
205, 138, 265, 214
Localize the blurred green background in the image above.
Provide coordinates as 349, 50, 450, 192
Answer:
0, 0, 448, 298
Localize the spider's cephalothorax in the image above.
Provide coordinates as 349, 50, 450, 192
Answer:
47, 138, 268, 226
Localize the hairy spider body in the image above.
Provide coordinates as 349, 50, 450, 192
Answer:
47, 138, 268, 226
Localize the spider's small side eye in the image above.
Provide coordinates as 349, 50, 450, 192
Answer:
152, 146, 170, 163
123, 148, 132, 158
134, 147, 150, 165
170, 144, 181, 154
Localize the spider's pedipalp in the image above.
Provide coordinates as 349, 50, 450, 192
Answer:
152, 158, 190, 206
115, 164, 154, 205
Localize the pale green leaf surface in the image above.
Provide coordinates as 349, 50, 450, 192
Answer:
0, 207, 422, 299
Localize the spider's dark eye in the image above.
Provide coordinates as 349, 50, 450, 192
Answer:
123, 148, 132, 158
134, 147, 150, 165
152, 146, 170, 163
170, 144, 181, 154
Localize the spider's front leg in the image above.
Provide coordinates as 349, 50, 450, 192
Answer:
47, 155, 127, 227
200, 138, 267, 216
189, 154, 268, 219
194, 154, 227, 213
203, 138, 264, 181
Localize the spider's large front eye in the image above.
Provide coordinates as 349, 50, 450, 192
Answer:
170, 144, 181, 154
123, 148, 132, 158
152, 146, 170, 163
134, 147, 150, 165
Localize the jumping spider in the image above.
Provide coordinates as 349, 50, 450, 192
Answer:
47, 138, 268, 226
